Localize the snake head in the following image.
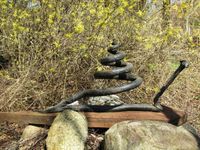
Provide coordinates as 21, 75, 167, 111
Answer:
108, 42, 121, 54
180, 60, 189, 69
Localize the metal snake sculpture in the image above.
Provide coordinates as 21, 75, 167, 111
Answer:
40, 42, 189, 113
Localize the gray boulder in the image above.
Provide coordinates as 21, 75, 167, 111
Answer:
46, 110, 88, 150
104, 120, 200, 150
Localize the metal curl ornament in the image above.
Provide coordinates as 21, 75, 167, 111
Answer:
39, 41, 189, 113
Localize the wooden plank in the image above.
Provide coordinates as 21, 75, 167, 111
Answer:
0, 106, 187, 128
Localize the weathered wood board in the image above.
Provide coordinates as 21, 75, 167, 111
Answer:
0, 106, 187, 128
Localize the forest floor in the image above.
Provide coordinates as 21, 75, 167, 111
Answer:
0, 101, 200, 150
0, 123, 105, 150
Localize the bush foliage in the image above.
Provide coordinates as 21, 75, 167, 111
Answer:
0, 0, 199, 128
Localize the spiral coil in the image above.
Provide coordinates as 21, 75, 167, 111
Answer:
39, 41, 189, 113
93, 42, 143, 94
41, 42, 146, 113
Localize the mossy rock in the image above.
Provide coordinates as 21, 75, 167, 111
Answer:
46, 110, 88, 150
104, 120, 199, 150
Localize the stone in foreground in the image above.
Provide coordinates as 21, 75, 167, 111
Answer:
19, 125, 47, 150
104, 120, 199, 150
46, 110, 88, 150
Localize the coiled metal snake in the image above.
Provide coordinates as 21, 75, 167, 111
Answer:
40, 42, 162, 113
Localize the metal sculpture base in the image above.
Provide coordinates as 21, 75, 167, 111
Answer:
43, 104, 161, 112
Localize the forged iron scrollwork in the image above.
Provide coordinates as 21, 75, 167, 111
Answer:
39, 41, 189, 113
